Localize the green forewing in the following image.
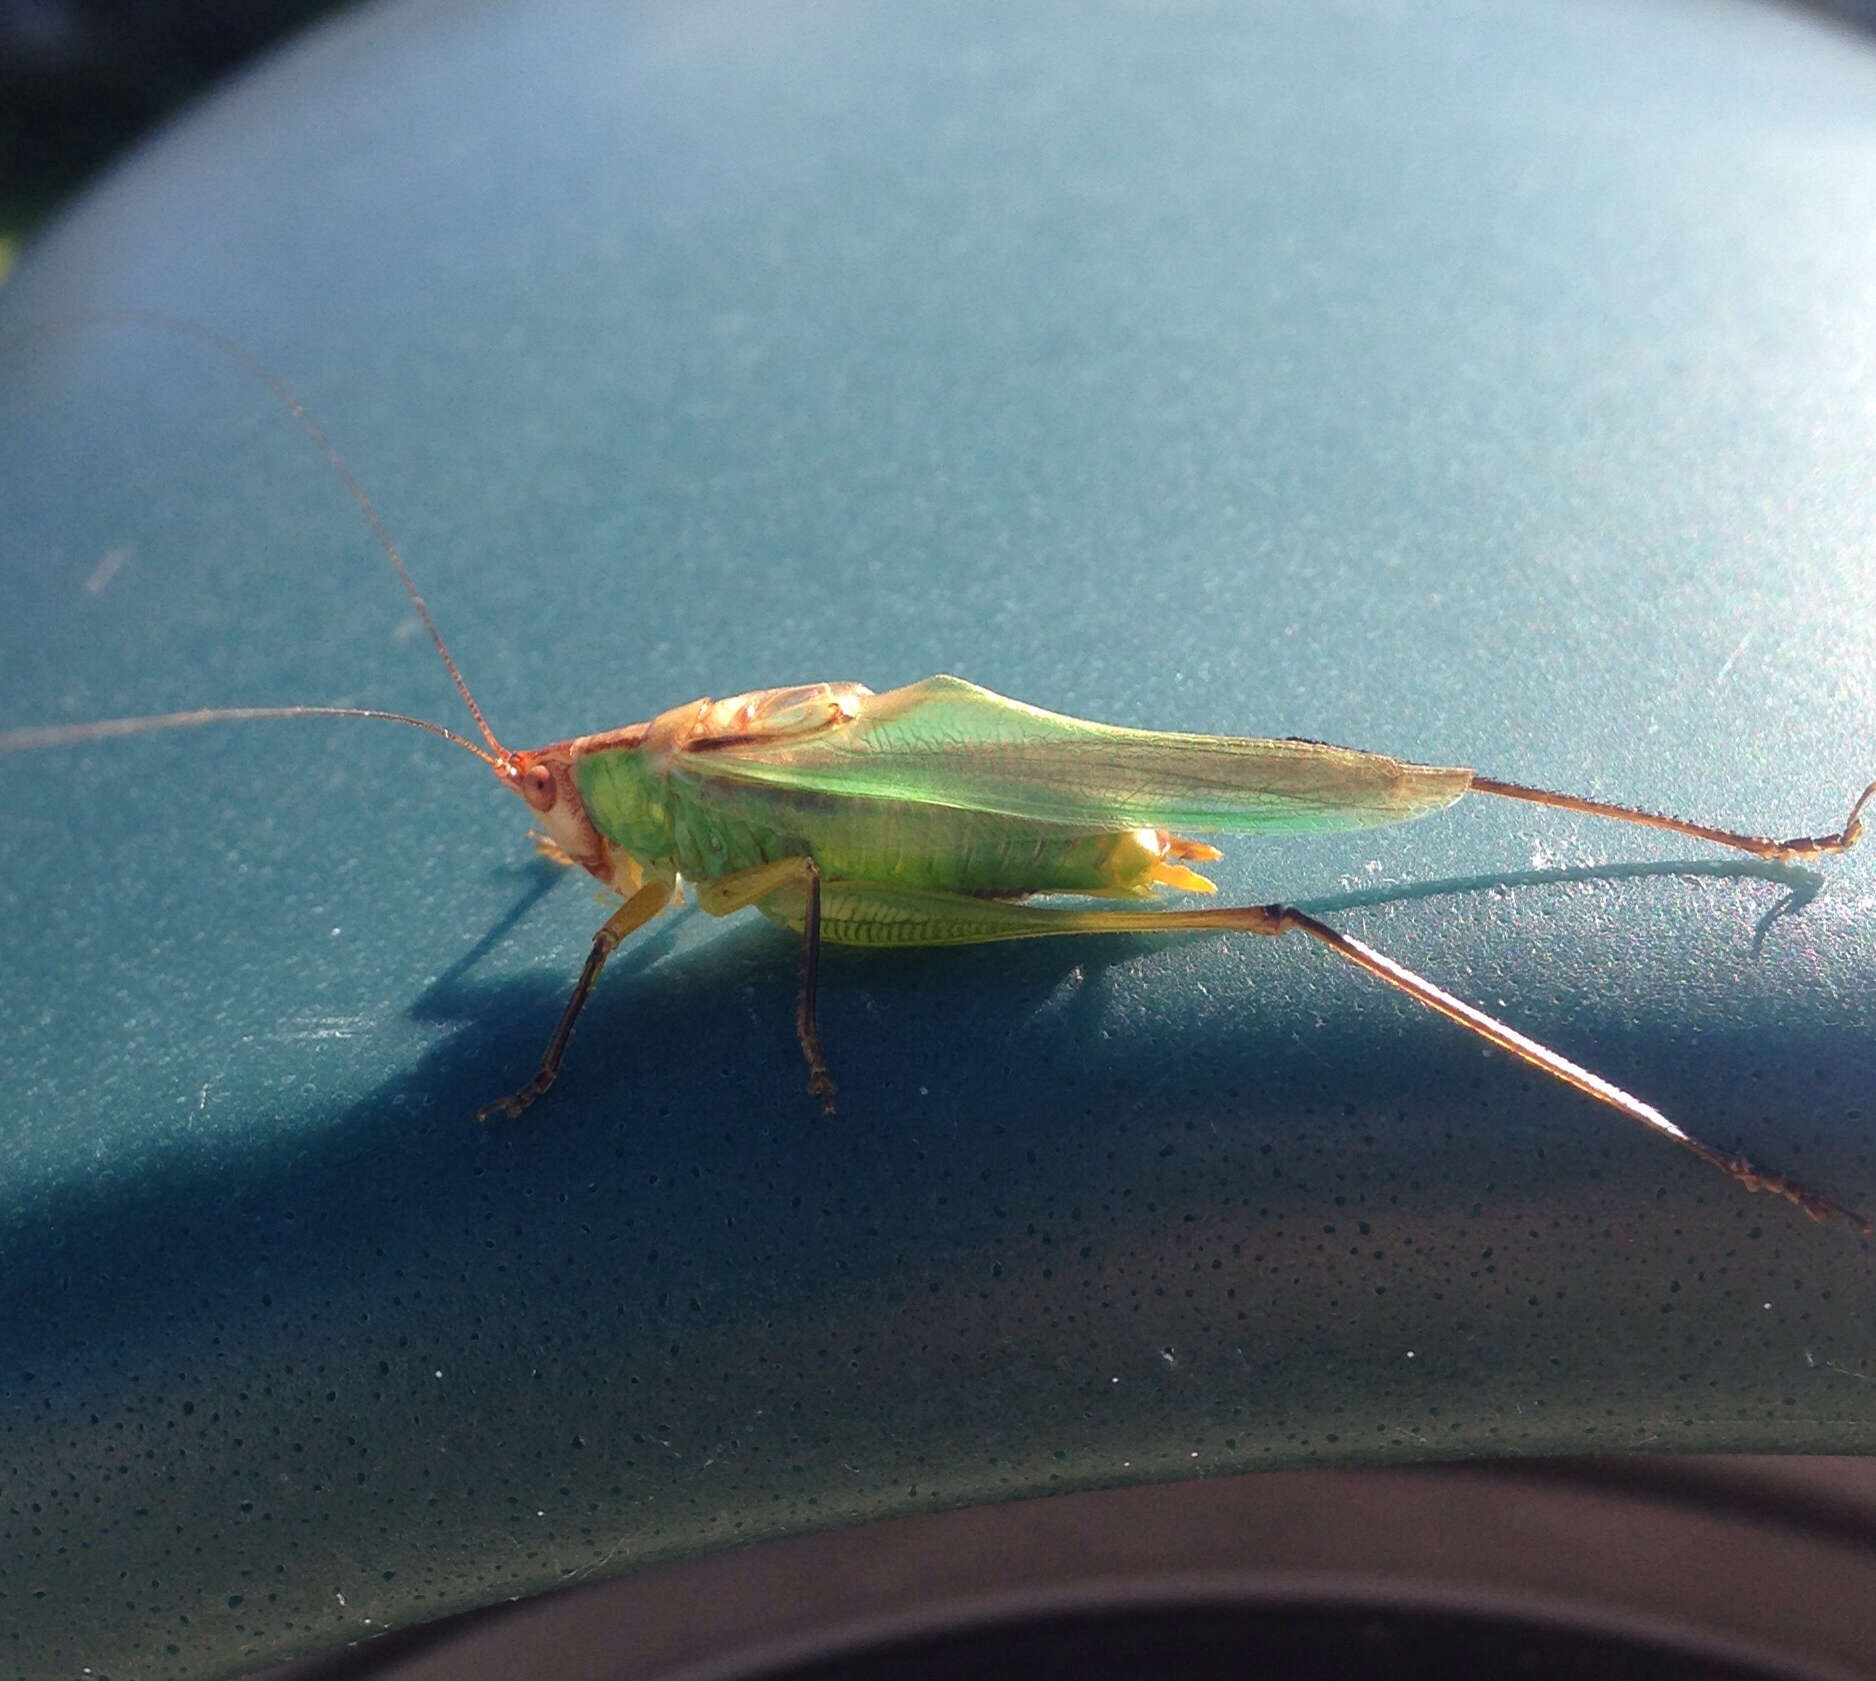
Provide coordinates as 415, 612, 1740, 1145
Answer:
680, 676, 1472, 837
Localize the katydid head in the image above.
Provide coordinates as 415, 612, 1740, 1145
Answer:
500, 741, 589, 861
495, 728, 657, 896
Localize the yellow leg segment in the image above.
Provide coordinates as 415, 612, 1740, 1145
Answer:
691, 856, 826, 916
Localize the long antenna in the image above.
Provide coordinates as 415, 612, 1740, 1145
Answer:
0, 706, 498, 766
18, 310, 504, 757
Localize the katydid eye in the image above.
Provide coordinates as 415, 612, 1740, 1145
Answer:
520, 763, 556, 811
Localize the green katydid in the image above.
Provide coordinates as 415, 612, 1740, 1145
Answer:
5, 319, 1872, 1233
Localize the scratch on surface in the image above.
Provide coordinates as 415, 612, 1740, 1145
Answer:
278, 1013, 372, 1042
1712, 629, 1753, 693
1806, 1349, 1871, 1382
83, 544, 134, 595
562, 1542, 623, 1581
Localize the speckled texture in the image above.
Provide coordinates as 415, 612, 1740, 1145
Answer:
2, 0, 1875, 1675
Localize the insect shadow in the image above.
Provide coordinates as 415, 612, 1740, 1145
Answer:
1306, 854, 1825, 943
0, 850, 1854, 1385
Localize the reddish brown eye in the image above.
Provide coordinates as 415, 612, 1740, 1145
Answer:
520, 763, 557, 812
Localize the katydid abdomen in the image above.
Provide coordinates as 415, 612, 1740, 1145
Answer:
671, 780, 1210, 902
575, 731, 1233, 903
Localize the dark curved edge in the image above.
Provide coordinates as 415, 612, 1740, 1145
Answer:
244, 1455, 1876, 1681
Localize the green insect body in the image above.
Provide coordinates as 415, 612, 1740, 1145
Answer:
6, 316, 1873, 1234
543, 675, 1472, 918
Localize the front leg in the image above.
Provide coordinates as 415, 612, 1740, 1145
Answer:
476, 879, 674, 1122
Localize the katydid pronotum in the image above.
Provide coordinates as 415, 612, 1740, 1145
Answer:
4, 319, 1872, 1233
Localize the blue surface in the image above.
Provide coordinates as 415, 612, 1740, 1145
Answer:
2, 0, 1875, 1674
